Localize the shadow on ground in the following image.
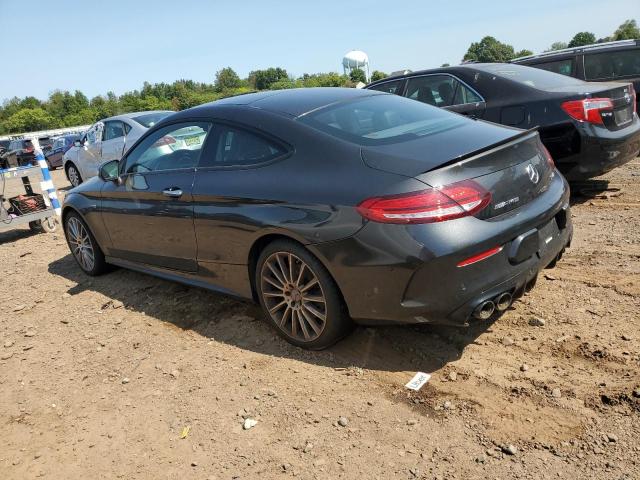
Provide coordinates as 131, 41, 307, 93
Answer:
48, 254, 498, 375
569, 179, 617, 206
0, 226, 39, 245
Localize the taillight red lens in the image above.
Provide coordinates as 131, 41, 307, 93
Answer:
561, 98, 613, 125
357, 180, 491, 224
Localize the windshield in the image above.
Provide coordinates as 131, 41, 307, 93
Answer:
132, 111, 173, 128
298, 94, 467, 145
478, 64, 584, 89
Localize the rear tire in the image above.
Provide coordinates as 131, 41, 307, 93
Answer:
63, 211, 108, 276
256, 240, 352, 350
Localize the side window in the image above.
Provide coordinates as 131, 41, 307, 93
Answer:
368, 80, 404, 95
405, 75, 457, 107
532, 59, 574, 76
209, 125, 286, 167
452, 82, 483, 105
103, 121, 125, 141
124, 122, 212, 174
123, 122, 132, 135
584, 49, 640, 80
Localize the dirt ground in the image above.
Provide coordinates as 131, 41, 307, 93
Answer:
1, 160, 639, 480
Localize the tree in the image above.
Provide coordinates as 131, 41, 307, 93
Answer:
370, 70, 387, 82
214, 67, 241, 91
546, 41, 568, 51
568, 32, 596, 48
612, 19, 640, 40
514, 49, 533, 58
463, 36, 519, 63
349, 68, 367, 84
4, 108, 54, 133
440, 63, 451, 68
248, 68, 289, 90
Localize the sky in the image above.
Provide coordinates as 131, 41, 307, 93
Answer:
0, 0, 637, 101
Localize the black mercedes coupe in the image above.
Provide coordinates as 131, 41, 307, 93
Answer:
62, 88, 572, 349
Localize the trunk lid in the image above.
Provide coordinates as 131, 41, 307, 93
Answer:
362, 129, 554, 219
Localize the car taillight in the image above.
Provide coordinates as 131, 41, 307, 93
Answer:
357, 180, 491, 224
561, 98, 613, 125
24, 146, 34, 153
153, 135, 176, 147
630, 87, 637, 116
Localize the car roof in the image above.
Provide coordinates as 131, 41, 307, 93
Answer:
366, 64, 499, 86
171, 88, 386, 119
512, 39, 640, 63
100, 110, 174, 123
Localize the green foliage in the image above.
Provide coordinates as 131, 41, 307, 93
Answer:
248, 67, 289, 90
440, 63, 451, 68
612, 19, 640, 40
4, 108, 54, 132
547, 41, 568, 51
370, 70, 387, 82
568, 31, 596, 48
215, 67, 242, 91
349, 68, 367, 84
514, 49, 533, 58
463, 36, 519, 63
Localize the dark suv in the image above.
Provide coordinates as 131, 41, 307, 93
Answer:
512, 40, 640, 113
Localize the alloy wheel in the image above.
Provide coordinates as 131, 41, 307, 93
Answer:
67, 217, 95, 271
260, 252, 327, 342
68, 165, 80, 187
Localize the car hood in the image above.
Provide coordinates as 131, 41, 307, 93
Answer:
361, 118, 521, 177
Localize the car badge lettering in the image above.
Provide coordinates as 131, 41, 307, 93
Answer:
526, 164, 539, 184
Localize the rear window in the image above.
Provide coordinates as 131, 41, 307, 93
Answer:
131, 111, 172, 128
298, 94, 467, 146
584, 49, 640, 80
478, 64, 583, 89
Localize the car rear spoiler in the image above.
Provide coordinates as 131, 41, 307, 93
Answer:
425, 127, 540, 173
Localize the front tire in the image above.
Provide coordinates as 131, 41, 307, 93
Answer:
63, 211, 108, 276
29, 217, 58, 233
256, 240, 352, 350
66, 163, 82, 187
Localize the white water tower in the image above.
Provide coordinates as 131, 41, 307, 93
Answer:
342, 50, 370, 82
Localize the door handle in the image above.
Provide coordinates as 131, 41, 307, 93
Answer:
162, 187, 183, 198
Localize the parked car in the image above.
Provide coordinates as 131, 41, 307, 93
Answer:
512, 40, 640, 113
45, 134, 81, 170
366, 63, 640, 180
63, 110, 173, 187
38, 136, 54, 154
0, 139, 10, 155
2, 138, 36, 168
62, 88, 572, 349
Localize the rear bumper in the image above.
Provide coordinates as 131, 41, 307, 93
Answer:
556, 116, 640, 180
311, 172, 572, 326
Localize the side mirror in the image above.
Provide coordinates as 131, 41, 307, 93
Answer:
99, 160, 120, 182
73, 140, 83, 148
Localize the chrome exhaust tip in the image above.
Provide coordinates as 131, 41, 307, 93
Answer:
473, 300, 495, 320
495, 292, 512, 311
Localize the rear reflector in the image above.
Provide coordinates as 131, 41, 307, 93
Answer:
457, 246, 503, 267
357, 180, 491, 224
561, 98, 613, 125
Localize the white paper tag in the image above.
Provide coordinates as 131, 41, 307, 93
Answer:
405, 372, 431, 391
